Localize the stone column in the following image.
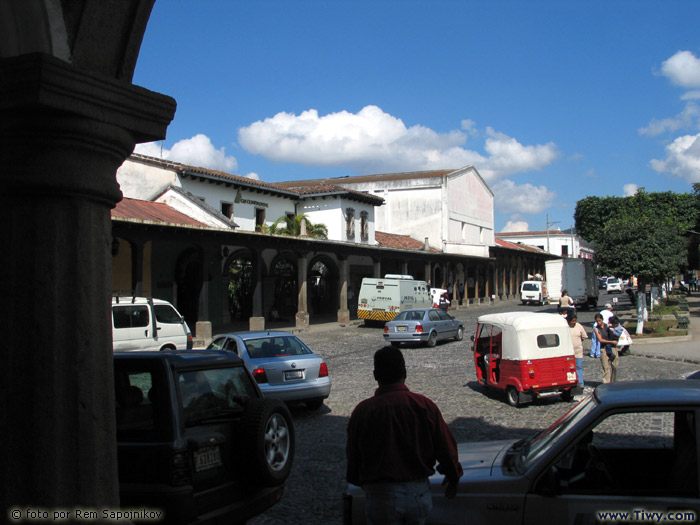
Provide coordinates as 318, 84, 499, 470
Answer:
296, 254, 310, 329
337, 257, 350, 324
373, 259, 381, 278
0, 53, 175, 511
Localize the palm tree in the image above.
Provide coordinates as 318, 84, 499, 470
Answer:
259, 214, 328, 239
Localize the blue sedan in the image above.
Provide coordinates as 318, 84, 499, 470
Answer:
383, 308, 464, 347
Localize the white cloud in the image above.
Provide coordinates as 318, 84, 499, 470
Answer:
660, 51, 700, 88
623, 183, 638, 196
649, 133, 700, 183
501, 221, 529, 233
491, 179, 556, 214
639, 102, 700, 136
135, 134, 239, 174
238, 105, 558, 180
681, 90, 700, 101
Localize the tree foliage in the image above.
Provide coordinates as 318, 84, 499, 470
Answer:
575, 189, 697, 282
258, 213, 328, 239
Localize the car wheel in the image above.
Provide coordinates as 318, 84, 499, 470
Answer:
426, 331, 438, 348
390, 341, 401, 348
505, 386, 520, 407
305, 398, 324, 410
454, 326, 464, 341
240, 398, 295, 486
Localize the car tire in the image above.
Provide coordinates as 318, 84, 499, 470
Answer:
427, 331, 438, 348
306, 398, 324, 410
240, 398, 295, 487
561, 389, 574, 402
454, 326, 464, 341
506, 386, 520, 407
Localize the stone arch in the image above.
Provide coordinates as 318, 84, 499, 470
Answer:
308, 255, 338, 317
176, 247, 203, 330
270, 252, 298, 317
223, 249, 256, 322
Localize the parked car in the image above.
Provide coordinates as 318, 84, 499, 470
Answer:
597, 277, 608, 289
206, 331, 331, 410
605, 277, 622, 293
383, 308, 464, 347
115, 350, 294, 524
343, 380, 700, 524
112, 296, 193, 352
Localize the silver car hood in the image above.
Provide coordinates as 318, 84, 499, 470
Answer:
431, 440, 516, 483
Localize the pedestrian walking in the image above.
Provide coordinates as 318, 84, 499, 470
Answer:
600, 303, 614, 324
558, 290, 575, 315
567, 312, 588, 387
346, 346, 463, 525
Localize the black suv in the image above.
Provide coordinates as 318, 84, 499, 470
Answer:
114, 350, 295, 524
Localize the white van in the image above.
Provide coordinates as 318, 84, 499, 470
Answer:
520, 281, 547, 305
112, 296, 193, 352
357, 274, 432, 325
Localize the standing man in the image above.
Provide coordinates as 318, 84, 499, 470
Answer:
593, 313, 619, 383
600, 303, 614, 324
567, 312, 588, 388
346, 346, 463, 524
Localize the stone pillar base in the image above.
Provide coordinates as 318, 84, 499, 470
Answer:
249, 317, 265, 331
296, 312, 310, 331
337, 308, 350, 325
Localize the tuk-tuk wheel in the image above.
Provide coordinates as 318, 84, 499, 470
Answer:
561, 389, 574, 402
506, 386, 520, 407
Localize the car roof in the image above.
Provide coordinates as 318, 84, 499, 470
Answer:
596, 379, 700, 408
114, 350, 244, 369
214, 331, 296, 339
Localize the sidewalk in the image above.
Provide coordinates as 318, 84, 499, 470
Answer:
615, 292, 700, 364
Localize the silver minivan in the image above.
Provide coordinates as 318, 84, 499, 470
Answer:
112, 296, 193, 352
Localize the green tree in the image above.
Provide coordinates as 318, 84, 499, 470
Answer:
258, 213, 328, 239
575, 189, 697, 333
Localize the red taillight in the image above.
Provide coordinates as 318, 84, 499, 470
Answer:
415, 324, 423, 333
383, 326, 389, 334
319, 362, 329, 378
186, 334, 194, 350
253, 368, 268, 383
529, 368, 535, 378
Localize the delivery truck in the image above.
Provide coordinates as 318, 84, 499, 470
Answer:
357, 274, 432, 325
545, 258, 598, 310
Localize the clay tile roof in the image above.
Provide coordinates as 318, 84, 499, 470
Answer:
375, 231, 441, 252
130, 153, 298, 197
112, 197, 209, 228
494, 238, 547, 253
279, 182, 384, 205
277, 169, 457, 188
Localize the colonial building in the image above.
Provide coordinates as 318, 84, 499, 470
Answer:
495, 228, 594, 259
279, 165, 494, 257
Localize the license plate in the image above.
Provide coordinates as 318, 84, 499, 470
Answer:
397, 326, 407, 332
194, 446, 221, 472
567, 372, 577, 382
284, 370, 304, 380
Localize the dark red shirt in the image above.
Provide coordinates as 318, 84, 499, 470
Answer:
346, 383, 463, 486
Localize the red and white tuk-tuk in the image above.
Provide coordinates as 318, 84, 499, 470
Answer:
471, 311, 578, 407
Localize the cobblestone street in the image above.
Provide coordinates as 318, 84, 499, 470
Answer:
250, 296, 699, 524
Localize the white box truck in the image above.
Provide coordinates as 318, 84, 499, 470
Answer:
357, 274, 432, 325
545, 258, 598, 310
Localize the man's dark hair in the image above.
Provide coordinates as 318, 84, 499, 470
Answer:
609, 316, 619, 325
566, 312, 577, 323
373, 346, 407, 384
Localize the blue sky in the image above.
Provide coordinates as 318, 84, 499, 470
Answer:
133, 0, 700, 234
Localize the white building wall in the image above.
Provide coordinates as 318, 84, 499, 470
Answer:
299, 197, 377, 244
117, 160, 181, 199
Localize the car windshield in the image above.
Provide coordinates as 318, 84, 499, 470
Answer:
511, 395, 597, 473
178, 367, 258, 426
522, 283, 540, 291
245, 335, 313, 359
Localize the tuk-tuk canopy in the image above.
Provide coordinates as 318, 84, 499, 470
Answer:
475, 311, 575, 360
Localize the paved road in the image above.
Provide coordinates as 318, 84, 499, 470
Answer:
249, 293, 698, 524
